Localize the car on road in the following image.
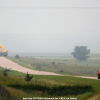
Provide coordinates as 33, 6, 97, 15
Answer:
97, 71, 100, 79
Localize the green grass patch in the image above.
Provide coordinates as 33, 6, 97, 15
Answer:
6, 57, 100, 77
0, 72, 99, 99
77, 92, 93, 100
0, 56, 99, 99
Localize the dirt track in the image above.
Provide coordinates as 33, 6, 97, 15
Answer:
0, 57, 60, 75
0, 57, 98, 79
74, 76, 97, 80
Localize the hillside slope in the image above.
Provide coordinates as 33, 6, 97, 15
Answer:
0, 57, 60, 75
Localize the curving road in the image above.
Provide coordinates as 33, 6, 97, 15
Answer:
0, 57, 60, 75
0, 57, 98, 79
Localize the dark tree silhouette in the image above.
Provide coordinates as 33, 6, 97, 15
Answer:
3, 69, 8, 77
52, 62, 55, 65
71, 46, 90, 61
15, 54, 20, 58
24, 72, 33, 82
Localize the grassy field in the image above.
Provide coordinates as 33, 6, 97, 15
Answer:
90, 54, 100, 58
0, 69, 100, 100
7, 57, 100, 76
0, 57, 100, 99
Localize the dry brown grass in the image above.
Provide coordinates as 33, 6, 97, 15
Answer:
38, 78, 57, 85
86, 91, 100, 100
87, 95, 100, 100
5, 86, 34, 98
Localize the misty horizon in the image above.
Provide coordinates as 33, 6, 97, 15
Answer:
0, 0, 100, 53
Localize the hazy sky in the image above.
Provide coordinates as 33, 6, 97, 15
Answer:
0, 0, 100, 53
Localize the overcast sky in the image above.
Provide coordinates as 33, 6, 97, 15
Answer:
0, 0, 100, 53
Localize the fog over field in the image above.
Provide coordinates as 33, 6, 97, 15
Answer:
0, 0, 100, 54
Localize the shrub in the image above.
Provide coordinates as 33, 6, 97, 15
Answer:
15, 54, 20, 58
3, 69, 8, 77
24, 72, 33, 82
52, 62, 55, 65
